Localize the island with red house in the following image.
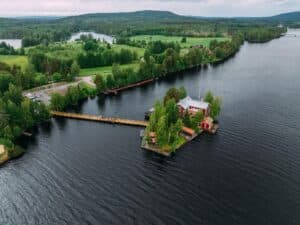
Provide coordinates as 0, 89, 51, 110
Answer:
141, 87, 221, 156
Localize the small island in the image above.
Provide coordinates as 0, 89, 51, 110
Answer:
141, 87, 221, 156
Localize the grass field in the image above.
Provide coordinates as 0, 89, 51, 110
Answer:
112, 44, 145, 57
80, 63, 139, 77
0, 55, 29, 70
131, 35, 230, 48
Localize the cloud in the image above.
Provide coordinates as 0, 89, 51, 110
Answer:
0, 0, 299, 17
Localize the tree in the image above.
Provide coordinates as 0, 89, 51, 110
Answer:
144, 50, 151, 63
204, 91, 214, 104
94, 74, 107, 94
50, 93, 65, 111
0, 74, 13, 93
183, 110, 192, 128
106, 74, 115, 89
156, 116, 168, 147
181, 37, 187, 43
83, 40, 98, 51
210, 97, 222, 120
69, 61, 80, 81
0, 106, 9, 131
149, 101, 165, 132
164, 87, 185, 104
65, 86, 81, 106
165, 99, 179, 127
179, 87, 187, 99
169, 119, 183, 150
4, 84, 23, 105
191, 111, 204, 132
34, 102, 50, 122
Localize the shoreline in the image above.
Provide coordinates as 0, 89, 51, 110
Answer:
141, 124, 219, 157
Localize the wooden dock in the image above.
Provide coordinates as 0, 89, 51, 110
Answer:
51, 111, 149, 127
104, 78, 154, 95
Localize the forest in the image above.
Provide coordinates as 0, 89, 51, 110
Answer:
0, 10, 291, 47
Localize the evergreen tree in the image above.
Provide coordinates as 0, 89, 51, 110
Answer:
94, 74, 107, 94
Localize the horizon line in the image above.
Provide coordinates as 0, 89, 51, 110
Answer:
0, 9, 299, 19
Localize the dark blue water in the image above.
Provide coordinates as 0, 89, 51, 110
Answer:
0, 30, 300, 225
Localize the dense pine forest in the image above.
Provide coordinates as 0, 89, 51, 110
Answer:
0, 10, 295, 46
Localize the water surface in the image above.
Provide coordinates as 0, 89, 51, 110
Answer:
0, 39, 22, 49
69, 32, 115, 44
0, 30, 300, 225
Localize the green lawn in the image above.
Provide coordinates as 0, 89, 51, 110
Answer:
131, 35, 230, 48
0, 55, 29, 70
79, 62, 139, 77
112, 44, 145, 58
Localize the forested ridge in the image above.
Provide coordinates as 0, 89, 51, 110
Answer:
0, 10, 293, 47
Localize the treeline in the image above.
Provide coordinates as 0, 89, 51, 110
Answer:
0, 42, 24, 55
0, 10, 290, 48
50, 83, 96, 111
244, 27, 287, 43
28, 48, 80, 80
0, 84, 50, 140
209, 33, 244, 59
0, 67, 50, 153
21, 27, 75, 47
95, 35, 243, 94
78, 41, 138, 68
0, 62, 47, 90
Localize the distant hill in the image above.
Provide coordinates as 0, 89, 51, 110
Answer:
1, 10, 300, 23
0, 10, 297, 40
58, 10, 191, 23
15, 16, 63, 21
269, 11, 300, 22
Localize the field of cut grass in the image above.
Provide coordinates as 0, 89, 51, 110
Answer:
0, 55, 29, 70
79, 63, 139, 77
131, 35, 230, 48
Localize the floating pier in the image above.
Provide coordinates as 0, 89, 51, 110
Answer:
51, 111, 149, 127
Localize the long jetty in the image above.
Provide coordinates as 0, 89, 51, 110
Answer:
51, 111, 149, 127
104, 78, 154, 95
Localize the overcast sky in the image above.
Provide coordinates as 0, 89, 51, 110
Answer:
1, 0, 299, 17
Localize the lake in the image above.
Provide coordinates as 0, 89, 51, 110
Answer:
0, 30, 299, 225
69, 32, 115, 44
0, 39, 22, 49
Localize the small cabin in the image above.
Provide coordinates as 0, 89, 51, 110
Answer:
201, 117, 214, 131
178, 96, 210, 116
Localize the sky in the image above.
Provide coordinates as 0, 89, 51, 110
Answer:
0, 0, 299, 17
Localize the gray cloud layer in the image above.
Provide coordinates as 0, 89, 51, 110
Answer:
1, 0, 299, 17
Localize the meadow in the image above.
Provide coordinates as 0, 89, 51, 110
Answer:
79, 63, 139, 77
0, 36, 225, 77
130, 35, 230, 48
0, 55, 28, 70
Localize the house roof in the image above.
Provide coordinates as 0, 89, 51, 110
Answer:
178, 96, 209, 110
